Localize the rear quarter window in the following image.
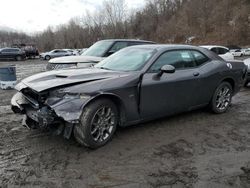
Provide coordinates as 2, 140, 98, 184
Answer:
192, 51, 209, 66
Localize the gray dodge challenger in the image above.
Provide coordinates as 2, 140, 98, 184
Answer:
11, 45, 247, 148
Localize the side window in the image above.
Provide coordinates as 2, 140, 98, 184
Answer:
109, 42, 128, 52
149, 50, 196, 72
210, 48, 218, 54
218, 48, 228, 55
191, 51, 209, 66
2, 49, 12, 52
11, 49, 19, 52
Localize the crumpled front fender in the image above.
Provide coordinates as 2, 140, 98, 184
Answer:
47, 97, 92, 123
47, 92, 124, 124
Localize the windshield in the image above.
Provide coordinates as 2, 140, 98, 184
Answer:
82, 41, 113, 57
95, 48, 155, 72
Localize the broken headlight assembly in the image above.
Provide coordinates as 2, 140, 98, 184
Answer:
49, 90, 90, 100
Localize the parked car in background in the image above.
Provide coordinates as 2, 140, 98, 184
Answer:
63, 49, 81, 56
244, 58, 250, 87
46, 39, 155, 70
243, 49, 250, 56
12, 44, 39, 59
0, 48, 26, 61
200, 45, 234, 61
40, 49, 72, 60
63, 49, 74, 55
11, 45, 247, 148
230, 49, 244, 57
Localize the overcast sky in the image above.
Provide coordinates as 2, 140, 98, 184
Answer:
0, 0, 145, 33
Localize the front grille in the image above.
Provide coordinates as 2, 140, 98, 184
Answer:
46, 63, 76, 71
22, 88, 48, 108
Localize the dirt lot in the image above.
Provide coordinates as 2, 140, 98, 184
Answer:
0, 58, 250, 188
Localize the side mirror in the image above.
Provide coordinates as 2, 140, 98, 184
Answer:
157, 65, 175, 77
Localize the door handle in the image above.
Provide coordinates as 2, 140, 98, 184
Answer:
193, 72, 200, 77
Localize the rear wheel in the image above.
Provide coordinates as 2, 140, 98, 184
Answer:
74, 98, 118, 149
209, 82, 233, 114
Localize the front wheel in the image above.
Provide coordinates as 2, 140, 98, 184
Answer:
45, 55, 51, 60
16, 55, 22, 61
74, 98, 118, 149
209, 82, 233, 114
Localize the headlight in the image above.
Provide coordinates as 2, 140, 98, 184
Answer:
63, 93, 80, 99
50, 90, 90, 100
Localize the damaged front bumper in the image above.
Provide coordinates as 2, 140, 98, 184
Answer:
11, 91, 91, 138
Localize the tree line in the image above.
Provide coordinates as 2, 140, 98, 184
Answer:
0, 0, 249, 51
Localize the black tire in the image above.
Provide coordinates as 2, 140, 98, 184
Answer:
209, 82, 233, 114
15, 55, 22, 61
74, 98, 118, 149
45, 55, 51, 60
244, 81, 249, 87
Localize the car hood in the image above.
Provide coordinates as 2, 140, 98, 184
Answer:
16, 68, 127, 92
49, 55, 105, 64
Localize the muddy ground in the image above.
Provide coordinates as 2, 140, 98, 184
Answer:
0, 58, 250, 188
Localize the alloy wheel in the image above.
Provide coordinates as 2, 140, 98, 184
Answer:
90, 106, 115, 143
215, 86, 232, 111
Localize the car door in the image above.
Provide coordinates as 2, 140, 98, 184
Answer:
140, 50, 205, 119
59, 50, 68, 57
0, 49, 11, 59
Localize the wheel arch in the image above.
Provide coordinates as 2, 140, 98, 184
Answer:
85, 93, 127, 127
220, 77, 235, 92
45, 55, 51, 59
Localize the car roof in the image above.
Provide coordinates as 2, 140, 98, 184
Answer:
200, 45, 229, 50
99, 39, 156, 44
0, 47, 20, 51
127, 44, 205, 51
